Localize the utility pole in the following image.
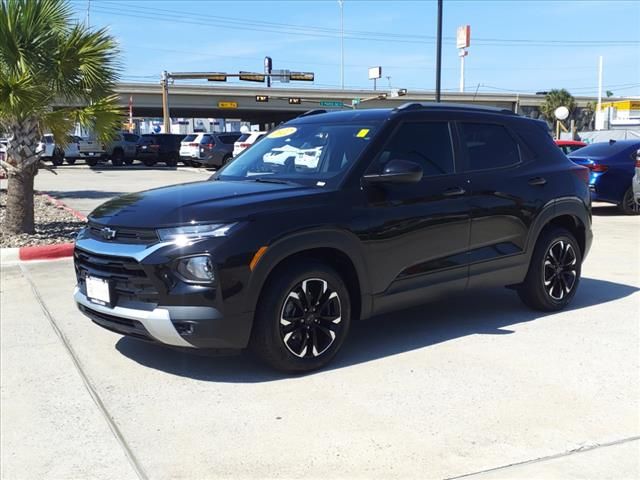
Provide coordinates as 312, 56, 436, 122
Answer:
596, 55, 603, 130
161, 71, 170, 134
435, 0, 443, 102
459, 52, 465, 92
339, 0, 345, 89
86, 0, 90, 26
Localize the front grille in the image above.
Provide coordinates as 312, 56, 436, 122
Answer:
88, 221, 158, 244
74, 248, 161, 303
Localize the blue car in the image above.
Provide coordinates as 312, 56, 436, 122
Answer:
568, 139, 640, 215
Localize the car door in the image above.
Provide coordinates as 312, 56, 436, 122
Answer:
363, 119, 471, 314
456, 120, 540, 288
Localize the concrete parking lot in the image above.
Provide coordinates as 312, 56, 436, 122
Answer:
1, 164, 639, 479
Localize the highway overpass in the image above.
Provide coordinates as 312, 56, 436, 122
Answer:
57, 82, 599, 125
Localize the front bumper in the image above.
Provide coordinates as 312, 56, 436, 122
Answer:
73, 232, 255, 350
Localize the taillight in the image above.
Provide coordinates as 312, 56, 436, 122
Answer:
189, 142, 199, 147
205, 143, 214, 148
588, 163, 608, 173
240, 143, 250, 148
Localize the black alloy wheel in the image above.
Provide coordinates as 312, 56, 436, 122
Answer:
279, 278, 343, 358
621, 187, 640, 215
517, 227, 582, 311
543, 240, 578, 301
250, 261, 351, 372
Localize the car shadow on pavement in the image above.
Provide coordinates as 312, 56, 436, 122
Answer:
592, 205, 627, 216
43, 190, 124, 199
115, 277, 638, 383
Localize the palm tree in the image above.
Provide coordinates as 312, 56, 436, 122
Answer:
0, 0, 122, 234
539, 89, 576, 126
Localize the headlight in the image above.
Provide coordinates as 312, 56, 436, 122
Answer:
157, 223, 236, 245
176, 255, 215, 283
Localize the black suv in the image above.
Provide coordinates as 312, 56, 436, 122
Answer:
74, 104, 593, 372
137, 133, 185, 167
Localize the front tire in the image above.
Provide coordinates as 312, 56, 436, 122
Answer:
250, 261, 351, 372
620, 187, 640, 215
143, 158, 156, 167
65, 157, 77, 165
517, 227, 582, 311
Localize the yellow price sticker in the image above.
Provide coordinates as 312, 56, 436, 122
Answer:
267, 127, 297, 139
356, 128, 370, 138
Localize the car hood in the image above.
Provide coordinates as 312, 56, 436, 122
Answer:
89, 179, 329, 228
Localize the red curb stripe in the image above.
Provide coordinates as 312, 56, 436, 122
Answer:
38, 192, 88, 221
19, 242, 75, 261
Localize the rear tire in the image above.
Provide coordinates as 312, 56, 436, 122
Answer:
222, 154, 232, 166
517, 227, 582, 311
51, 149, 64, 166
111, 150, 124, 166
123, 157, 134, 165
143, 158, 156, 167
250, 261, 351, 373
65, 157, 77, 165
620, 187, 640, 215
165, 153, 179, 167
190, 160, 202, 168
86, 158, 98, 167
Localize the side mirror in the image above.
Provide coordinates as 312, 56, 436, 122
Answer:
363, 159, 423, 184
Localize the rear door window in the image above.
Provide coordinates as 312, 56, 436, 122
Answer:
458, 123, 520, 171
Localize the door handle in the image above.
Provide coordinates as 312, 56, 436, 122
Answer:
528, 177, 547, 186
442, 186, 466, 197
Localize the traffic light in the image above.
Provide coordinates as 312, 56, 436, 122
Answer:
207, 73, 227, 82
239, 71, 266, 82
289, 72, 314, 82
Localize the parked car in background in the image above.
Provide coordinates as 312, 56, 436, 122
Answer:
555, 139, 586, 155
137, 134, 184, 166
105, 132, 139, 166
187, 132, 241, 167
0, 138, 8, 163
78, 137, 106, 166
568, 139, 640, 214
233, 131, 266, 157
36, 134, 64, 165
632, 148, 640, 206
179, 134, 199, 164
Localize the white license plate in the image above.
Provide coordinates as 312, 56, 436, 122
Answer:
86, 276, 111, 305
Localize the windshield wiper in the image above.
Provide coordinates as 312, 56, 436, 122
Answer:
250, 177, 296, 185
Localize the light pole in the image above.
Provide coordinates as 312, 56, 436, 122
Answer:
435, 0, 443, 102
339, 0, 344, 89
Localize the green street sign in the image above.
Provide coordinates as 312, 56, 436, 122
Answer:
320, 101, 344, 108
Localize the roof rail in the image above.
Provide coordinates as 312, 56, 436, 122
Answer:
298, 109, 327, 118
393, 102, 516, 115
394, 102, 423, 112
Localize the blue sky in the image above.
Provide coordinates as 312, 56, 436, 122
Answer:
70, 0, 640, 97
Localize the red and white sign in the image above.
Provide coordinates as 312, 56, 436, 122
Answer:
456, 25, 471, 49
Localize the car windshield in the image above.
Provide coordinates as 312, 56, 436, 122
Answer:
217, 123, 378, 186
182, 134, 197, 142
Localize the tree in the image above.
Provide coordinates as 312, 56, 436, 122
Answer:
0, 0, 122, 234
539, 89, 576, 126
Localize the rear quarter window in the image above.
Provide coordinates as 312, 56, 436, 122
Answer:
458, 122, 521, 171
219, 134, 241, 144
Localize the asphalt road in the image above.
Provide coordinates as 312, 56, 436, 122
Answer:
1, 164, 639, 479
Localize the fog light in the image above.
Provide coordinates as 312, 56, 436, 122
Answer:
176, 255, 215, 283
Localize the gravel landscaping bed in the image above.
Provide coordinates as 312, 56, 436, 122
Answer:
0, 189, 86, 248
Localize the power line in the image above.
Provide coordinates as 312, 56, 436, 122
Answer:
86, 3, 639, 48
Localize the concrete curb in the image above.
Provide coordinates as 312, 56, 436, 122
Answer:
1, 243, 75, 264
38, 192, 88, 221
1, 193, 81, 264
